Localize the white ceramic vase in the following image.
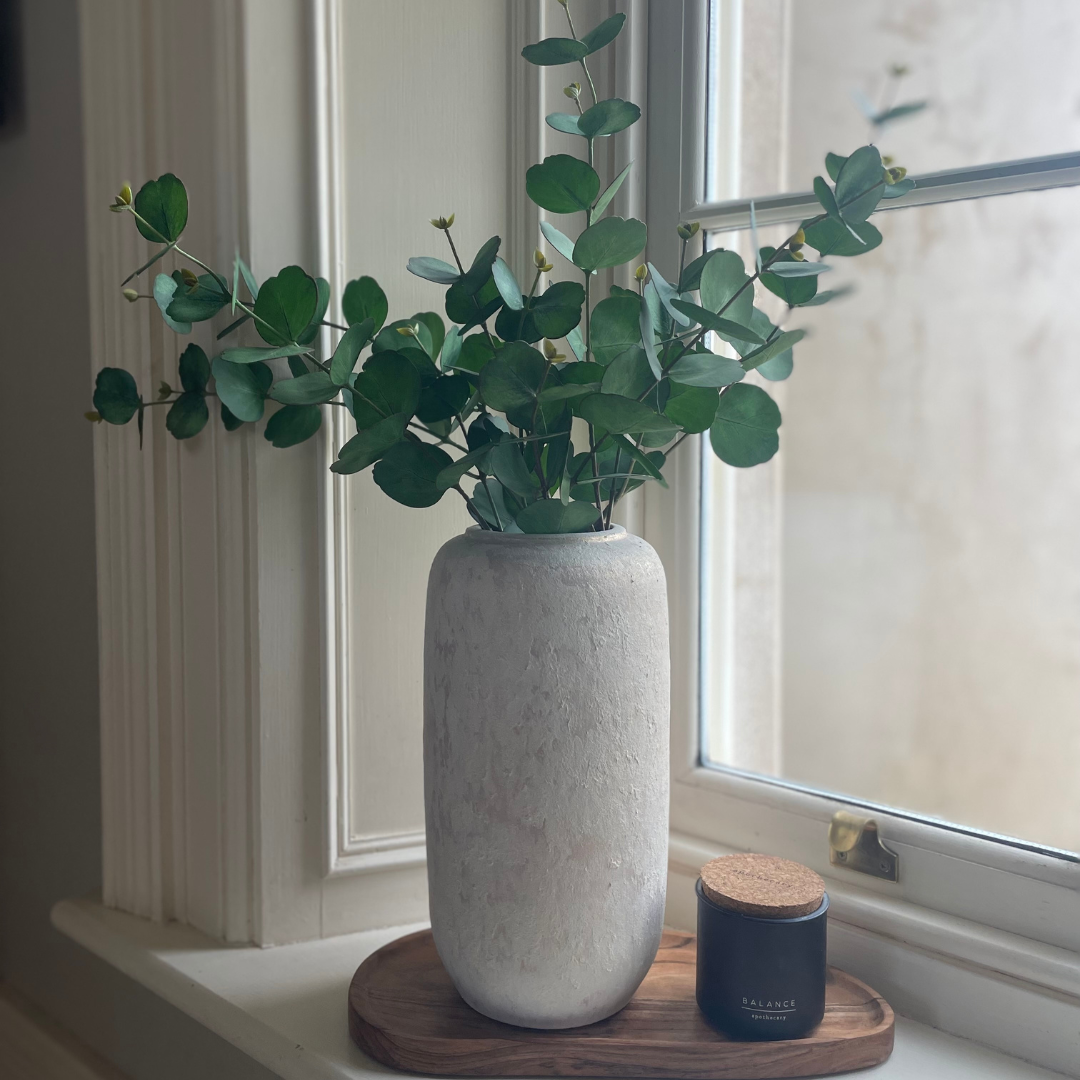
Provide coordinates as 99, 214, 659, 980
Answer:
423, 525, 670, 1029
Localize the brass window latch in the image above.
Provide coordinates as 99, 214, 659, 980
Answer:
828, 810, 899, 882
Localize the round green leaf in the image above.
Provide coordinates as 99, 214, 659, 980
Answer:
178, 344, 210, 394
342, 276, 388, 332
664, 383, 719, 433
580, 12, 626, 54
572, 217, 647, 272
590, 295, 642, 366
760, 249, 818, 306
490, 442, 540, 499
211, 356, 269, 423
526, 155, 600, 215
297, 277, 331, 345
264, 403, 322, 448
330, 318, 375, 385
461, 237, 501, 296
445, 275, 502, 331
600, 346, 653, 399
741, 329, 805, 373
350, 352, 423, 428
220, 402, 244, 431
515, 498, 600, 534
270, 370, 338, 406
545, 112, 582, 136
577, 98, 640, 138
330, 412, 407, 474
152, 273, 192, 334
521, 37, 588, 66
165, 272, 228, 324
491, 258, 523, 311
709, 384, 781, 467
478, 341, 547, 415
407, 257, 460, 285
834, 145, 886, 223
575, 393, 671, 434
254, 266, 319, 346
133, 173, 188, 243
415, 374, 471, 424
756, 349, 794, 382
666, 351, 745, 388
165, 392, 209, 440
698, 249, 753, 326
802, 216, 882, 257
373, 441, 453, 507
93, 368, 141, 425
529, 280, 584, 339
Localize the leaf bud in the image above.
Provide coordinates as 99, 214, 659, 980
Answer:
430, 213, 456, 230
885, 165, 908, 185
676, 221, 700, 240
396, 323, 419, 337
158, 381, 173, 399
116, 183, 133, 206
634, 264, 648, 282
563, 82, 581, 100
180, 267, 199, 289
84, 411, 103, 423
790, 250, 805, 261
792, 228, 805, 245
122, 287, 139, 302
542, 339, 565, 361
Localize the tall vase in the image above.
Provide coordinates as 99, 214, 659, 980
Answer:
423, 525, 669, 1029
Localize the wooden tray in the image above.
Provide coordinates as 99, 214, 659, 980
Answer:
348, 930, 894, 1079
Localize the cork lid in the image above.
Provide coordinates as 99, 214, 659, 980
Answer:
699, 854, 825, 919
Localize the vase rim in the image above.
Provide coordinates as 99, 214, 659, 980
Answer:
464, 524, 627, 543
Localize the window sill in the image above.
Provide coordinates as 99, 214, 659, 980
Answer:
53, 896, 1065, 1080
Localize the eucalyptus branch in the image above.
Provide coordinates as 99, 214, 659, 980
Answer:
562, 3, 598, 106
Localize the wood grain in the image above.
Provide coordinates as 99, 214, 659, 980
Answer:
348, 930, 894, 1079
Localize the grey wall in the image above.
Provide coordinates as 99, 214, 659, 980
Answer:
0, 3, 275, 1076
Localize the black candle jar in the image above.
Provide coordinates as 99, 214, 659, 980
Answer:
695, 874, 829, 1040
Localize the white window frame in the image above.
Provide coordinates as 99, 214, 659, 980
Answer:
641, 3, 1080, 1066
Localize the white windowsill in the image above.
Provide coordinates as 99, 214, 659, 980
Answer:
52, 896, 1065, 1080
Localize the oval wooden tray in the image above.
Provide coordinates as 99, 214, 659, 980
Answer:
348, 929, 894, 1079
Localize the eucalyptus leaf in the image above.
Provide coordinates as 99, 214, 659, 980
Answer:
373, 441, 453, 508
479, 341, 547, 415
669, 300, 762, 343
546, 112, 582, 136
407, 257, 460, 285
764, 260, 832, 278
515, 499, 599, 534
699, 249, 753, 326
530, 280, 584, 339
802, 216, 882, 257
666, 351, 745, 388
664, 382, 719, 433
521, 36, 588, 66
813, 175, 842, 219
133, 173, 188, 243
575, 393, 671, 434
445, 275, 502, 331
178, 344, 210, 394
351, 352, 422, 426
220, 343, 310, 364
413, 311, 446, 360
416, 374, 471, 423
610, 433, 668, 487
873, 101, 927, 126
539, 220, 578, 266
639, 301, 662, 380
566, 325, 586, 361
678, 248, 718, 293
440, 325, 463, 371
492, 258, 523, 311
577, 98, 640, 138
834, 145, 886, 223
526, 155, 600, 215
759, 248, 818, 306
647, 263, 690, 326
756, 349, 794, 382
254, 265, 318, 346
882, 177, 916, 199
342, 276, 388, 333
741, 329, 805, 372
436, 445, 494, 491
165, 392, 208, 440
330, 319, 375, 385
572, 216, 647, 271
471, 478, 519, 531
153, 273, 192, 334
588, 295, 641, 366
298, 277, 330, 345
264, 403, 322, 448
490, 442, 540, 499
212, 356, 269, 422
270, 370, 338, 406
165, 273, 228, 324
330, 412, 407, 474
593, 161, 633, 219
601, 346, 653, 398
93, 368, 141, 425
825, 152, 847, 182
709, 383, 781, 467
221, 402, 244, 431
580, 12, 625, 54
461, 237, 501, 296
796, 285, 854, 307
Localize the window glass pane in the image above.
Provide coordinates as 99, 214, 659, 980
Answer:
706, 0, 1080, 202
700, 187, 1080, 854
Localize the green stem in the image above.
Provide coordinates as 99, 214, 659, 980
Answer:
563, 5, 598, 106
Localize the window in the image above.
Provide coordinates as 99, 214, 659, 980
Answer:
645, 0, 1080, 958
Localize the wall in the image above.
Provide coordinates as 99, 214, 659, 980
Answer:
0, 0, 278, 1075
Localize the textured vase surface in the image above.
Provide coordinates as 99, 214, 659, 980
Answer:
423, 526, 670, 1029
